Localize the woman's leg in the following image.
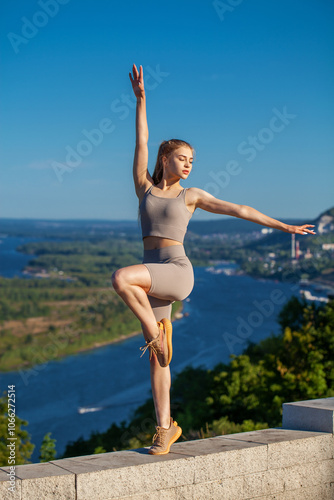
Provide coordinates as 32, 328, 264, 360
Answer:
150, 357, 171, 429
147, 296, 173, 429
111, 264, 161, 341
112, 266, 172, 428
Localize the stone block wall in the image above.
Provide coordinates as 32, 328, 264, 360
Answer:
1, 397, 333, 499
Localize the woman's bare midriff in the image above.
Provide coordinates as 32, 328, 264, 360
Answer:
143, 236, 182, 250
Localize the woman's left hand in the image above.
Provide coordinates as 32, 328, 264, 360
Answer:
287, 224, 316, 235
129, 64, 145, 99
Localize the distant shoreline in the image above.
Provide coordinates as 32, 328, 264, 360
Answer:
73, 301, 185, 354
0, 302, 185, 373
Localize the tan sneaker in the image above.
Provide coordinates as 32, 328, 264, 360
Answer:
148, 417, 182, 455
139, 318, 172, 367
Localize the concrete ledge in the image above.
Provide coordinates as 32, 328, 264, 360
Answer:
282, 396, 334, 433
1, 398, 334, 499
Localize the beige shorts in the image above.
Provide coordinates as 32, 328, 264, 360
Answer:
142, 245, 194, 322
143, 245, 194, 302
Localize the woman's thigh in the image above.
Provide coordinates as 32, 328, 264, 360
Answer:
111, 264, 152, 294
112, 265, 173, 324
143, 259, 194, 302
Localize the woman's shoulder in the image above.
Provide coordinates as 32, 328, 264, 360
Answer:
185, 187, 205, 201
184, 187, 207, 213
137, 181, 154, 205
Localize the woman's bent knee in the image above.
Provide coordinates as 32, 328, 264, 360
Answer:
111, 269, 125, 292
112, 265, 152, 294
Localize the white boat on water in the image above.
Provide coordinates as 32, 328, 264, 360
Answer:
78, 406, 103, 414
299, 289, 329, 303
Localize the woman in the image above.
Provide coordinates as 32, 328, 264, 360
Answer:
111, 64, 316, 455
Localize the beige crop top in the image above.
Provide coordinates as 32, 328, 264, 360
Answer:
139, 185, 193, 243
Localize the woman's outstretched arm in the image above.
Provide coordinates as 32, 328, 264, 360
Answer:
129, 64, 153, 199
188, 188, 316, 235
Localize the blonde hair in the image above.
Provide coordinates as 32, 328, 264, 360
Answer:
137, 139, 194, 225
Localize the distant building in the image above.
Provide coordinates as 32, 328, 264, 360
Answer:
296, 240, 300, 260
291, 234, 295, 259
322, 243, 334, 250
318, 215, 334, 234
304, 248, 313, 259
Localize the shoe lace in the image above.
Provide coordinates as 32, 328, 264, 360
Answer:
152, 426, 167, 447
139, 327, 162, 358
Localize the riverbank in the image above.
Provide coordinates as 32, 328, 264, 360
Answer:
0, 300, 184, 373
236, 269, 334, 293
311, 275, 334, 290
66, 300, 184, 355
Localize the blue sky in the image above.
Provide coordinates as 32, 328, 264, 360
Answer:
1, 0, 333, 221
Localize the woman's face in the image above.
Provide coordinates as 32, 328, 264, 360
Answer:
163, 147, 193, 180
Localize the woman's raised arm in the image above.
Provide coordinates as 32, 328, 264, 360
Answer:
129, 64, 153, 199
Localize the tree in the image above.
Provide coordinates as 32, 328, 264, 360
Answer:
39, 432, 57, 462
0, 392, 35, 466
206, 298, 334, 426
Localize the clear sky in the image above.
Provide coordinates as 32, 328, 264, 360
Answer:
1, 0, 333, 221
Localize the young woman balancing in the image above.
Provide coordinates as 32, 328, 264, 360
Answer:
111, 63, 316, 455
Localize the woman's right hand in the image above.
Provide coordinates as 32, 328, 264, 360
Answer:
129, 64, 145, 99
